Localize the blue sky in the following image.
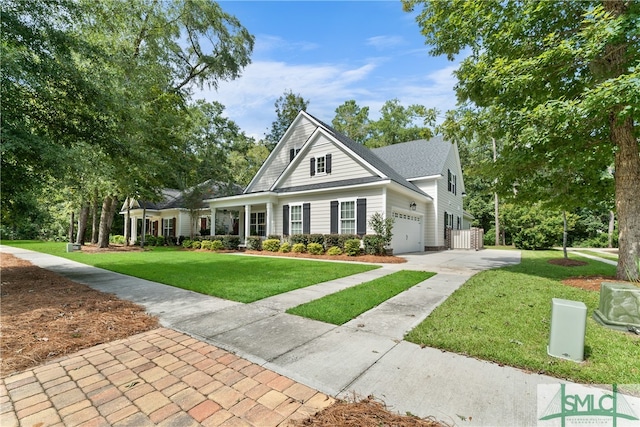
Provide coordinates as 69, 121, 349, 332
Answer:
196, 1, 463, 139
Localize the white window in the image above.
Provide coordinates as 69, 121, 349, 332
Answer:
290, 205, 302, 235
162, 218, 174, 237
316, 156, 325, 174
250, 212, 265, 236
340, 200, 355, 234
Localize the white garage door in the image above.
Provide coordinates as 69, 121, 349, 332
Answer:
391, 211, 423, 254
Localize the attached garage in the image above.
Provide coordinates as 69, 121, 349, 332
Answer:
390, 211, 423, 254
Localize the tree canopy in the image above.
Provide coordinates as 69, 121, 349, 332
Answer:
404, 0, 639, 280
265, 90, 310, 150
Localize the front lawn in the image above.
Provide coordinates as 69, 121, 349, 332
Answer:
1, 241, 378, 303
287, 270, 435, 325
405, 251, 640, 384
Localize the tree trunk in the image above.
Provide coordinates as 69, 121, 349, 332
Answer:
97, 195, 118, 248
91, 190, 99, 244
68, 211, 75, 243
562, 211, 568, 259
604, 0, 640, 281
76, 204, 89, 245
608, 210, 615, 249
492, 138, 500, 246
613, 114, 640, 281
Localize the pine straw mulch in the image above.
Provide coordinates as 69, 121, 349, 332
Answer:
293, 395, 447, 427
547, 257, 636, 292
0, 253, 158, 377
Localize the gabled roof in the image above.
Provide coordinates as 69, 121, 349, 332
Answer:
371, 136, 453, 180
134, 180, 243, 211
304, 114, 430, 197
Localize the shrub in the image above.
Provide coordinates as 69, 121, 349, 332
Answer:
246, 236, 262, 251
191, 241, 201, 249
165, 236, 177, 246
223, 235, 241, 250
154, 236, 164, 246
290, 234, 308, 245
323, 234, 340, 249
110, 235, 125, 244
178, 236, 187, 246
292, 243, 306, 253
267, 235, 281, 241
307, 242, 324, 255
263, 239, 281, 252
338, 234, 360, 250
327, 246, 342, 256
307, 234, 324, 245
182, 239, 192, 248
200, 240, 212, 250
344, 239, 361, 256
279, 242, 291, 253
363, 234, 385, 255
211, 240, 224, 251
483, 228, 497, 246
368, 212, 394, 254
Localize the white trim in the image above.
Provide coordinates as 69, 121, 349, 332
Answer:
338, 199, 357, 235
407, 174, 443, 181
289, 204, 303, 235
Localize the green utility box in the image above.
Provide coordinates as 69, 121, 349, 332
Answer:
593, 282, 640, 332
547, 298, 587, 362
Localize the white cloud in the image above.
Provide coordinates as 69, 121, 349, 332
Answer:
194, 60, 460, 139
366, 35, 405, 50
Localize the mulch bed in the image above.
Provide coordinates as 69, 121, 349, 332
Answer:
294, 396, 447, 426
548, 258, 588, 267
0, 253, 158, 377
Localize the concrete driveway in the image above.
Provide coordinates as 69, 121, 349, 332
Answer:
400, 248, 521, 274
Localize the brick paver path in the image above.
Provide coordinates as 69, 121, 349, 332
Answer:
1, 328, 334, 427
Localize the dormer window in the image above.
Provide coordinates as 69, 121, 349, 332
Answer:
310, 154, 332, 176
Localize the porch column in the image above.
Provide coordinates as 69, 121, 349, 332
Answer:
131, 216, 138, 244
266, 202, 273, 237
211, 207, 216, 236
244, 204, 251, 245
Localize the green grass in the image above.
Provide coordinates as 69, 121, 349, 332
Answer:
287, 270, 435, 325
1, 240, 378, 303
405, 250, 640, 384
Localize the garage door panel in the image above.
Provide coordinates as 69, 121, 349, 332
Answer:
391, 211, 422, 254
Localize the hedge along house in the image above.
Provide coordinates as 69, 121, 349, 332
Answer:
120, 180, 243, 244
205, 111, 471, 254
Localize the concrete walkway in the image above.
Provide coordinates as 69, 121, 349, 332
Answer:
2, 246, 573, 426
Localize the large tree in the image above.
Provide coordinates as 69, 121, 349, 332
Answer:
332, 100, 371, 144
265, 90, 310, 150
366, 99, 438, 148
404, 0, 639, 280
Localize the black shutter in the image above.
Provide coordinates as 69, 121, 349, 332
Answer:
454, 174, 457, 195
289, 148, 295, 162
326, 154, 332, 174
310, 157, 316, 176
447, 169, 451, 192
303, 203, 311, 234
356, 198, 367, 236
330, 201, 338, 234
172, 217, 176, 237
444, 211, 448, 238
283, 205, 290, 236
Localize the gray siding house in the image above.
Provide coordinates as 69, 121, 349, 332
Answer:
205, 111, 471, 253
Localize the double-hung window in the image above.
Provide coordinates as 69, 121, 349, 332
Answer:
290, 205, 303, 235
162, 218, 174, 237
340, 201, 356, 234
316, 156, 325, 174
250, 212, 265, 236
